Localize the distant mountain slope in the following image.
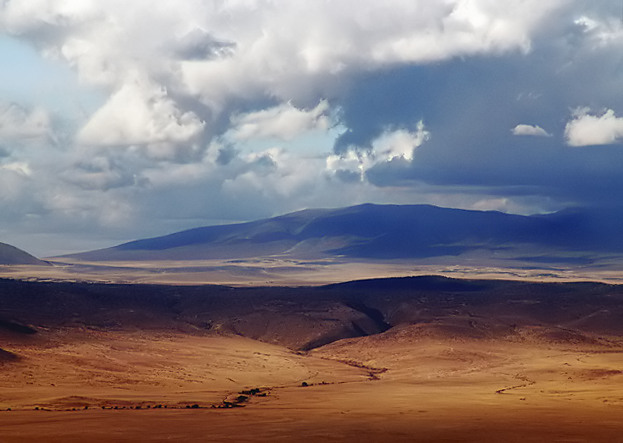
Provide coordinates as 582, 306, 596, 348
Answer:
65, 204, 623, 262
0, 242, 46, 265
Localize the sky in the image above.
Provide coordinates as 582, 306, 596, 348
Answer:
2, 1, 623, 256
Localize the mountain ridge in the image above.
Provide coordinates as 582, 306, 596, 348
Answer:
62, 203, 623, 262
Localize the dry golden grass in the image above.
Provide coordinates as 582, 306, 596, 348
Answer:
0, 330, 365, 411
2, 326, 623, 442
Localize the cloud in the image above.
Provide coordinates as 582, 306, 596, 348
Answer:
171, 28, 236, 61
574, 14, 623, 48
0, 0, 567, 146
61, 155, 140, 191
229, 100, 330, 141
215, 144, 238, 166
326, 150, 367, 182
511, 124, 550, 137
326, 122, 429, 181
0, 102, 55, 144
0, 161, 31, 176
372, 122, 430, 162
76, 79, 205, 161
565, 108, 623, 147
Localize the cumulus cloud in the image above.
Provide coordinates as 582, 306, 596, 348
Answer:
0, 0, 566, 149
565, 108, 623, 147
372, 122, 430, 162
0, 166, 39, 220
327, 122, 429, 181
0, 102, 55, 144
511, 124, 551, 137
229, 101, 330, 141
61, 156, 141, 191
326, 150, 367, 182
76, 79, 205, 160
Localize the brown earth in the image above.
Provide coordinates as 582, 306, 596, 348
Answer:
2, 276, 623, 441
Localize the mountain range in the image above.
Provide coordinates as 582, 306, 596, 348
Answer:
64, 204, 623, 263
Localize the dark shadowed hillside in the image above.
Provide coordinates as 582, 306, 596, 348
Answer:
0, 242, 46, 265
2, 276, 623, 350
62, 204, 623, 262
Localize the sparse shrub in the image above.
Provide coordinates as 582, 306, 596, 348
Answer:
301, 381, 308, 387
240, 388, 261, 396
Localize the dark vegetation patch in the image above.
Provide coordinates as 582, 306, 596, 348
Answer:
0, 318, 37, 335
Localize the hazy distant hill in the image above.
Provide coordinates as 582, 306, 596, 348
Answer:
0, 242, 46, 265
65, 204, 623, 262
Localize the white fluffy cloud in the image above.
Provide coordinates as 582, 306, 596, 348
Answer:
511, 124, 550, 137
565, 108, 623, 147
77, 79, 205, 160
326, 122, 429, 180
229, 101, 330, 141
372, 122, 430, 162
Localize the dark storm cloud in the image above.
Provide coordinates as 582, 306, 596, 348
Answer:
335, 17, 623, 209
